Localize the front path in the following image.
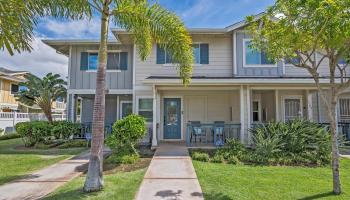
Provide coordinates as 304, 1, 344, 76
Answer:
0, 149, 110, 200
135, 143, 203, 200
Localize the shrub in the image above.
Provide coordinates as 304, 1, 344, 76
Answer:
227, 155, 241, 165
250, 119, 331, 165
191, 152, 210, 162
16, 121, 52, 147
0, 133, 21, 140
58, 140, 87, 149
106, 153, 140, 164
51, 121, 80, 140
211, 154, 224, 163
106, 114, 146, 155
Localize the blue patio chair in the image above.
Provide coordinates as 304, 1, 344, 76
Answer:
85, 132, 92, 148
214, 121, 225, 146
189, 121, 205, 144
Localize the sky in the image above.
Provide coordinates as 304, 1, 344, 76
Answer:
0, 0, 274, 78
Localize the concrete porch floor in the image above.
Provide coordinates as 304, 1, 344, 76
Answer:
135, 142, 204, 200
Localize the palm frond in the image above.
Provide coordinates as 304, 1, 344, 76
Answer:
112, 0, 193, 84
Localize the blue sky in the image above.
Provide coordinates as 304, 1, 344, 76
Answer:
0, 0, 274, 77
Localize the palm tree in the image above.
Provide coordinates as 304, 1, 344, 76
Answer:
16, 73, 67, 122
1, 0, 193, 192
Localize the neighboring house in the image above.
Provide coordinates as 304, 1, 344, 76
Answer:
43, 13, 350, 147
0, 67, 28, 112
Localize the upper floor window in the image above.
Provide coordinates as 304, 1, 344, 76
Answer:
80, 52, 128, 71
338, 57, 349, 65
243, 39, 275, 67
285, 57, 301, 65
156, 44, 209, 65
10, 84, 19, 95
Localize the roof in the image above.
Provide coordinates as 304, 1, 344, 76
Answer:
0, 67, 28, 83
143, 76, 338, 85
0, 67, 28, 76
42, 39, 120, 55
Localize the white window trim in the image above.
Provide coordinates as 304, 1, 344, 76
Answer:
252, 99, 262, 122
242, 38, 277, 68
119, 100, 132, 119
282, 95, 303, 122
338, 97, 350, 122
10, 83, 19, 95
85, 51, 124, 72
136, 96, 153, 123
161, 43, 207, 66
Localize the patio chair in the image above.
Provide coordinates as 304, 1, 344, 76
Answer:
189, 121, 205, 144
214, 121, 225, 146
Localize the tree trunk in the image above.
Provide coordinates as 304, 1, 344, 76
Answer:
83, 3, 109, 192
328, 90, 342, 195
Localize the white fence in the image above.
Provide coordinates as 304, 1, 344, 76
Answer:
0, 112, 66, 133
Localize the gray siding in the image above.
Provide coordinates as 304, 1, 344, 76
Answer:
69, 44, 133, 90
235, 32, 283, 77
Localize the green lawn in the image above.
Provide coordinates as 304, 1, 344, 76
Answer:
193, 159, 350, 200
43, 169, 146, 200
0, 138, 86, 185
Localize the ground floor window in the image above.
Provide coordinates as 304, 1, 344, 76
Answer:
283, 96, 302, 121
120, 101, 132, 119
339, 98, 350, 122
138, 98, 153, 122
252, 100, 260, 122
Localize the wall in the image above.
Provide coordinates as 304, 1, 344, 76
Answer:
0, 79, 18, 105
69, 44, 133, 90
235, 32, 284, 76
134, 34, 233, 88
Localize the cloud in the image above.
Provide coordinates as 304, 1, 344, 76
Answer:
0, 38, 68, 78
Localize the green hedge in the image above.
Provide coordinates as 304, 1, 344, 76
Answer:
15, 121, 81, 147
0, 133, 21, 140
106, 114, 146, 155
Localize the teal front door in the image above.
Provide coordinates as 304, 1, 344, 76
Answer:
164, 98, 181, 139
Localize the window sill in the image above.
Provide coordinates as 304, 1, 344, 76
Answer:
84, 70, 122, 72
162, 64, 204, 67
243, 64, 277, 68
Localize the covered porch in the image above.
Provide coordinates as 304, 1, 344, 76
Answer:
148, 83, 324, 148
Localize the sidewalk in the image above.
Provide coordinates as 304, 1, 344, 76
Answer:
0, 149, 110, 200
135, 143, 204, 200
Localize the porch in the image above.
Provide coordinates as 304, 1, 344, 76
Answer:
149, 85, 324, 147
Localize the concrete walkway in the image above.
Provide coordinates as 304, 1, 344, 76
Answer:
0, 149, 110, 200
135, 143, 204, 200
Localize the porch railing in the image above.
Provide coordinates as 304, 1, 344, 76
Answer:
186, 123, 241, 147
74, 122, 113, 140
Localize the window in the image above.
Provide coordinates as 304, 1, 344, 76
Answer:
157, 44, 209, 65
252, 100, 260, 122
339, 98, 350, 122
120, 101, 132, 119
138, 98, 153, 122
80, 52, 128, 71
244, 40, 275, 67
285, 57, 301, 65
284, 97, 302, 121
338, 57, 349, 65
88, 53, 98, 70
10, 84, 19, 95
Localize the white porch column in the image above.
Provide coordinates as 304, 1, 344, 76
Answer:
247, 86, 251, 144
67, 93, 76, 122
275, 90, 280, 121
306, 90, 313, 121
152, 85, 158, 147
240, 85, 245, 144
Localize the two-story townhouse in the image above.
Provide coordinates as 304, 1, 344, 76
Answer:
43, 14, 350, 147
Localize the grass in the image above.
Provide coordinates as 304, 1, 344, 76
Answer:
0, 138, 86, 185
193, 158, 350, 200
43, 150, 153, 200
43, 169, 146, 200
